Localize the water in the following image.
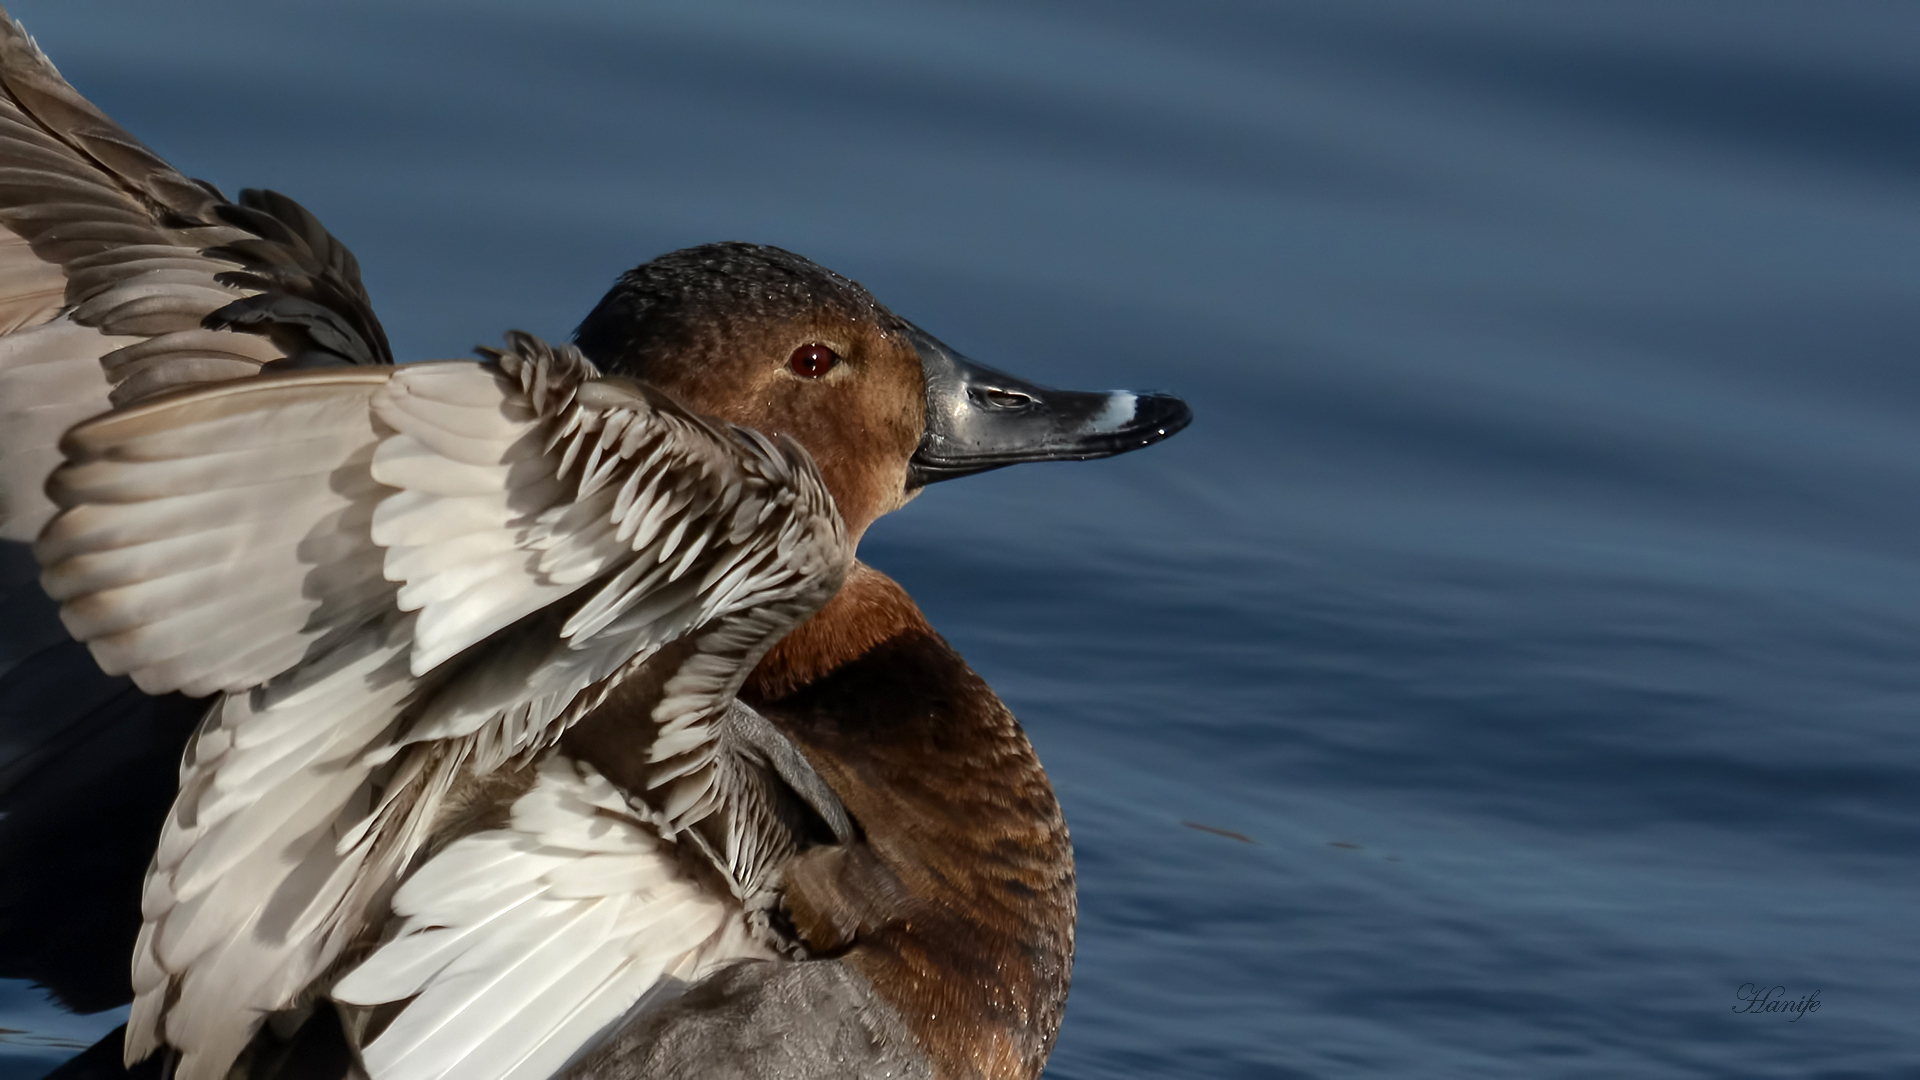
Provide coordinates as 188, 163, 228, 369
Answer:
4, 1, 1918, 1076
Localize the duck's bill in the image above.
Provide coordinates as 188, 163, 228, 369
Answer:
905, 326, 1192, 487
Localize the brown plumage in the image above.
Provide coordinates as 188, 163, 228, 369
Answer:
751, 568, 1077, 1080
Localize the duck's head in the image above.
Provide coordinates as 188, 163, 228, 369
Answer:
574, 242, 1190, 542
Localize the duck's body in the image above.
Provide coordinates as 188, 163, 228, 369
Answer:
743, 565, 1077, 1079
0, 10, 1185, 1080
558, 565, 1075, 1080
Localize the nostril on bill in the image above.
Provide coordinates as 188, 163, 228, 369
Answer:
979, 388, 1034, 410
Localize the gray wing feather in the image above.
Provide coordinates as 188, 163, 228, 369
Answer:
723, 700, 853, 847
0, 11, 390, 541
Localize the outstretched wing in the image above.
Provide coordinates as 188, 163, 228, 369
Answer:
0, 2, 390, 1029
0, 16, 856, 1080
39, 334, 852, 1080
0, 11, 390, 544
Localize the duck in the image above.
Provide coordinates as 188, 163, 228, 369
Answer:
0, 11, 1189, 1080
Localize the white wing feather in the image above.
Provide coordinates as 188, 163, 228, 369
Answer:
35, 370, 393, 696
126, 614, 426, 1073
334, 754, 771, 1080
0, 318, 129, 540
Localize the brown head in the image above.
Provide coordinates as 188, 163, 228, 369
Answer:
574, 243, 924, 543
574, 242, 1192, 547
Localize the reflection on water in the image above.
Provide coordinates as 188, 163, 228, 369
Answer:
4, 1, 1918, 1077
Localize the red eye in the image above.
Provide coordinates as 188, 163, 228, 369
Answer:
788, 343, 839, 379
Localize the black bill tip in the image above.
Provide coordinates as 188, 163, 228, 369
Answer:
905, 325, 1193, 487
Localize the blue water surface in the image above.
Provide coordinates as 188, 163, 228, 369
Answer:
3, 1, 1917, 1077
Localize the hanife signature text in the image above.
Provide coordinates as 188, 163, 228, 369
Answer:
1732, 984, 1821, 1021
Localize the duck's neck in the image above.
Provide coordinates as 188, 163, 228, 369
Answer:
744, 562, 1077, 1080
745, 561, 930, 701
